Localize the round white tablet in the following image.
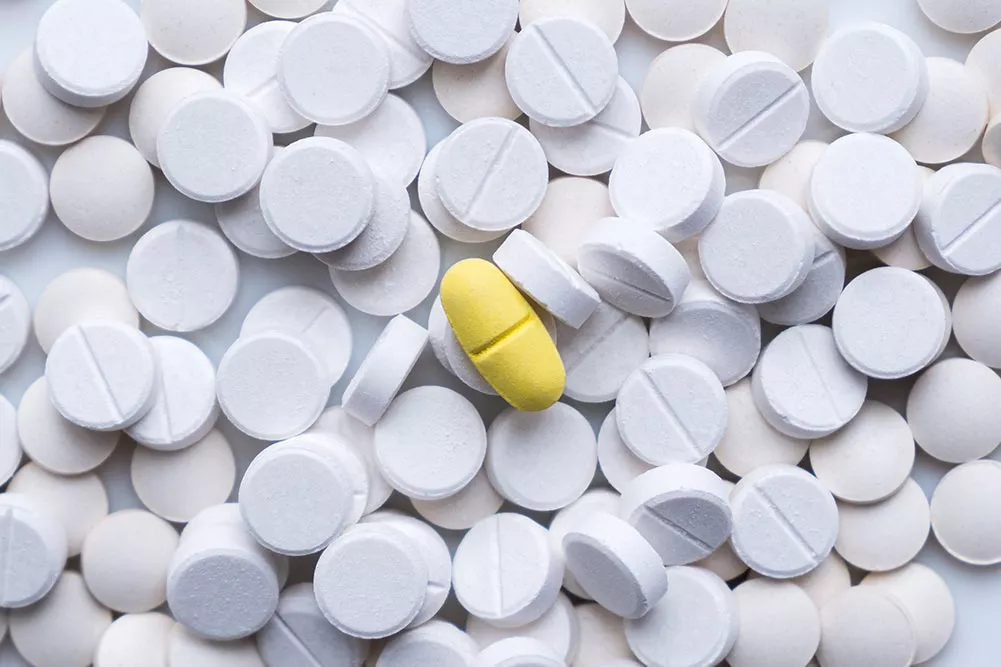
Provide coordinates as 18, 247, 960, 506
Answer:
953, 271, 1001, 367
697, 529, 749, 584
757, 227, 846, 327
781, 551, 851, 610
454, 513, 564, 627
871, 224, 932, 272
418, 142, 507, 244
835, 478, 929, 572
34, 0, 147, 108
127, 220, 239, 331
469, 597, 579, 664
609, 128, 725, 241
95, 613, 174, 667
0, 140, 49, 252
520, 0, 625, 42
574, 604, 634, 667
215, 169, 298, 260
641, 44, 727, 132
131, 429, 236, 523
379, 621, 477, 667
759, 140, 829, 211
333, 0, 433, 89
752, 324, 867, 439
982, 115, 1001, 168
597, 410, 654, 493
932, 459, 1001, 566
432, 38, 521, 123
0, 276, 30, 375
918, 0, 1001, 33
169, 626, 267, 667
487, 403, 597, 511
548, 489, 621, 599
625, 0, 726, 41
0, 494, 67, 609
279, 13, 390, 126
816, 587, 916, 667
309, 406, 393, 515
411, 469, 504, 531
523, 176, 616, 267
158, 90, 273, 203
967, 29, 1001, 113
474, 637, 563, 667
727, 579, 820, 667
723, 0, 828, 72
316, 176, 410, 272
141, 0, 246, 66
408, 0, 517, 65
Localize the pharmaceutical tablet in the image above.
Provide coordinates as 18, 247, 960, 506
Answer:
473, 637, 563, 667
1, 51, 105, 147
549, 489, 621, 598
411, 469, 504, 531
953, 271, 1001, 367
249, 0, 325, 19
378, 621, 477, 667
0, 397, 18, 488
696, 528, 749, 583
330, 1, 431, 91
785, 551, 851, 609
317, 94, 427, 188
453, 513, 563, 628
574, 604, 633, 667
523, 177, 616, 267
316, 176, 410, 272
982, 114, 1001, 168
892, 58, 989, 165
169, 625, 267, 667
0, 276, 30, 375
624, 566, 737, 667
758, 140, 829, 211
932, 459, 1001, 565
520, 0, 625, 42
418, 143, 506, 244
967, 30, 1001, 113
309, 406, 394, 514
432, 38, 521, 123
0, 494, 66, 609
466, 593, 579, 663
641, 45, 727, 133
0, 140, 49, 252
279, 14, 389, 126
871, 224, 932, 271
141, 0, 247, 66
408, 0, 517, 65
216, 167, 298, 260
9, 463, 107, 557
835, 478, 930, 572
833, 267, 950, 380
816, 587, 916, 667
918, 0, 1001, 34
609, 128, 725, 241
158, 90, 273, 203
757, 227, 846, 326
730, 465, 838, 578
597, 410, 654, 493
625, 0, 727, 41
95, 613, 174, 667
723, 0, 828, 72
727, 579, 820, 667
223, 21, 310, 135
127, 220, 240, 331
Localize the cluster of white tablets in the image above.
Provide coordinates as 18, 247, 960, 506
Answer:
4, 0, 1001, 665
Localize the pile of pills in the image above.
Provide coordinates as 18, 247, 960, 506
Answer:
5, 0, 1001, 665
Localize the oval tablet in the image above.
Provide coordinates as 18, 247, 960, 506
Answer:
0, 140, 49, 253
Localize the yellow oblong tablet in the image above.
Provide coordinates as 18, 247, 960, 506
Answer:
441, 258, 565, 412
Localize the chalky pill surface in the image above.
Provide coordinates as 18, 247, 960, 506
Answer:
408, 0, 517, 65
626, 0, 727, 42
0, 494, 68, 608
378, 620, 477, 667
835, 478, 930, 572
757, 226, 846, 327
523, 176, 617, 267
723, 0, 829, 73
918, 0, 1001, 34
215, 170, 298, 260
418, 142, 507, 244
0, 276, 31, 375
411, 469, 504, 532
727, 579, 821, 667
932, 459, 1001, 566
332, 0, 432, 90
432, 38, 521, 123
466, 592, 579, 662
249, 0, 326, 20
0, 140, 49, 252
520, 0, 625, 41
597, 410, 654, 493
548, 489, 621, 599
816, 587, 917, 667
141, 0, 246, 66
574, 604, 633, 667
168, 626, 267, 667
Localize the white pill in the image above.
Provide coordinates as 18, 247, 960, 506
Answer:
330, 211, 441, 317
574, 604, 633, 667
317, 94, 426, 189
757, 227, 846, 327
624, 566, 737, 667
723, 0, 827, 73
95, 613, 174, 667
49, 135, 154, 243
913, 163, 1001, 275
379, 620, 477, 667
8, 463, 107, 558
141, 0, 246, 66
0, 494, 67, 609
411, 469, 504, 532
625, 0, 726, 41
597, 410, 654, 493
558, 300, 648, 402
9, 571, 110, 667
158, 90, 273, 203
0, 276, 30, 375
727, 579, 820, 667
836, 478, 929, 572
436, 118, 549, 232
432, 37, 521, 123
782, 551, 851, 609
892, 57, 989, 165
466, 593, 579, 663
474, 637, 563, 667
317, 176, 411, 272
932, 459, 1001, 565
520, 0, 625, 42
871, 222, 932, 271
257, 583, 367, 667
983, 114, 1001, 168
918, 0, 1001, 33
34, 0, 147, 108
548, 488, 621, 599
127, 220, 239, 331
752, 324, 867, 439
223, 21, 310, 135
215, 167, 298, 260
650, 280, 761, 387
309, 406, 393, 515
408, 0, 517, 65
131, 429, 236, 524
694, 52, 810, 168
953, 270, 1001, 367
816, 587, 916, 667
730, 465, 838, 579
418, 142, 506, 245
967, 29, 1001, 113
279, 13, 390, 126
168, 504, 287, 640
216, 332, 329, 440
861, 563, 954, 664
249, 0, 325, 19
0, 140, 49, 252
81, 510, 178, 614
759, 140, 829, 211
342, 315, 428, 426
809, 134, 922, 250
128, 67, 222, 168
169, 625, 267, 667
240, 434, 368, 556
695, 519, 749, 583
641, 44, 727, 133
454, 513, 563, 628
1, 50, 105, 147
811, 24, 928, 134
610, 128, 725, 241
523, 177, 616, 267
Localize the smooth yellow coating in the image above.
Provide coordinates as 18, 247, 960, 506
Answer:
441, 258, 565, 411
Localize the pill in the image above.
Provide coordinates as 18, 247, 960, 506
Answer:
809, 133, 922, 249
624, 566, 737, 667
953, 270, 1001, 367
777, 551, 852, 610
520, 0, 625, 42
257, 583, 367, 667
411, 469, 504, 532
573, 604, 633, 667
379, 620, 477, 667
127, 220, 240, 331
249, 0, 325, 19
694, 495, 749, 583
158, 90, 273, 203
141, 0, 246, 66
279, 13, 389, 126
408, 0, 517, 65
723, 0, 827, 73
341, 315, 428, 426
317, 94, 427, 189
169, 625, 267, 667
836, 478, 930, 572
626, 0, 726, 41
375, 386, 485, 501
0, 494, 67, 609
95, 613, 174, 667
314, 523, 428, 639
0, 276, 30, 376
8, 463, 107, 557
931, 459, 1001, 565
129, 67, 222, 168
466, 592, 579, 663
752, 324, 867, 439
727, 579, 820, 667
892, 57, 989, 165
983, 114, 1001, 168
617, 354, 727, 466
967, 29, 1001, 113
758, 140, 829, 212
419, 143, 507, 244
871, 219, 932, 271
9, 572, 111, 667
331, 212, 442, 317
309, 406, 393, 515
241, 286, 353, 388
816, 587, 917, 667
640, 44, 727, 133
918, 0, 1001, 33
0, 140, 49, 252
609, 128, 725, 241
49, 135, 155, 243
441, 307, 516, 397
436, 118, 549, 232
316, 176, 411, 272
240, 434, 368, 556
548, 488, 621, 599
597, 410, 654, 493
168, 504, 288, 640
432, 37, 521, 123
453, 513, 564, 628
223, 21, 310, 135
649, 280, 761, 387
523, 176, 617, 267
861, 563, 955, 664
215, 161, 299, 260
730, 465, 839, 578
756, 227, 846, 327
473, 637, 563, 667
1, 50, 105, 147
913, 162, 1001, 275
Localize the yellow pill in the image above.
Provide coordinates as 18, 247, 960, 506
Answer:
441, 258, 565, 412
